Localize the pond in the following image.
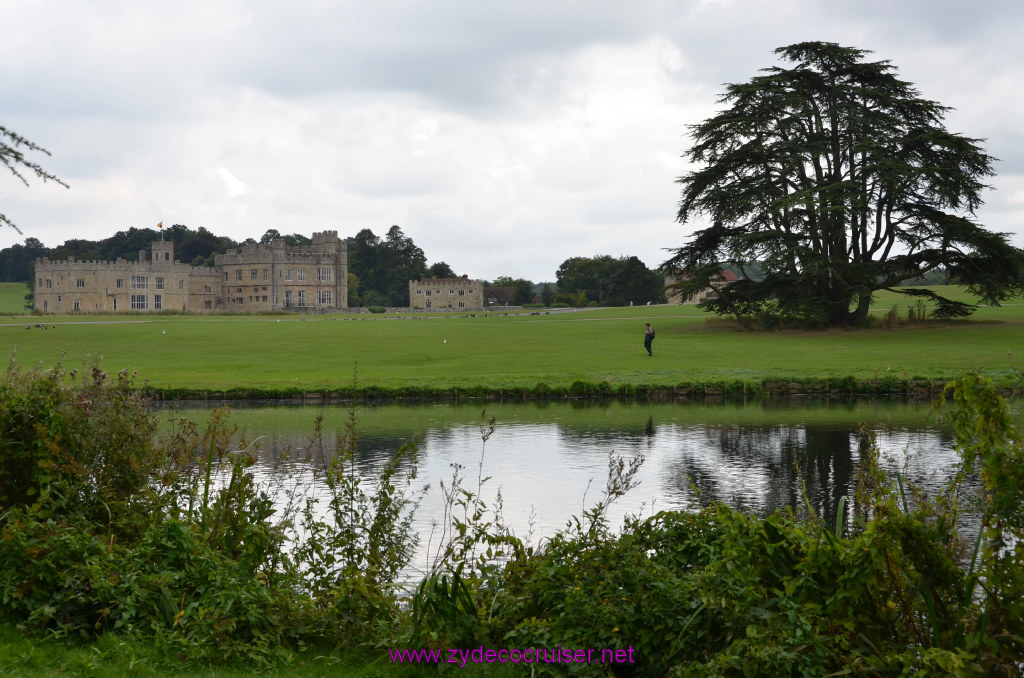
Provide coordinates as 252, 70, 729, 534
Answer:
158, 397, 999, 577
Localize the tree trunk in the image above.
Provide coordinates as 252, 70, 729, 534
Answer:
850, 293, 873, 326
827, 285, 854, 328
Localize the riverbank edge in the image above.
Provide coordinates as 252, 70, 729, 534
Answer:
144, 374, 1024, 402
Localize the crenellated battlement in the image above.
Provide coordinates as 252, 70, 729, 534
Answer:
34, 257, 216, 274
33, 232, 348, 314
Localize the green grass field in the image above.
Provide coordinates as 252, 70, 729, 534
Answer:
2, 286, 1023, 394
0, 283, 29, 315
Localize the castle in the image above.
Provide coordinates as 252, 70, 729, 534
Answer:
32, 231, 348, 314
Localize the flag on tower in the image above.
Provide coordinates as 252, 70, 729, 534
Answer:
157, 221, 163, 229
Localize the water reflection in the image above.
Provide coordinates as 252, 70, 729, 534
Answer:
671, 425, 859, 522
158, 398, 978, 572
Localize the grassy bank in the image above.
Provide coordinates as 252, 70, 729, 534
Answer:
0, 624, 513, 678
2, 286, 1023, 398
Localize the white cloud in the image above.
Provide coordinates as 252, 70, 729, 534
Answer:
2, 0, 1023, 279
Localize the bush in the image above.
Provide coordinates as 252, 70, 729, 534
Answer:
480, 375, 1024, 676
0, 360, 307, 662
0, 360, 162, 538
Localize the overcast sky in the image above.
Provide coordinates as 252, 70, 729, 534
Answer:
3, 0, 1023, 282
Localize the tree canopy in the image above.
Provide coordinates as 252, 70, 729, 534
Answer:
345, 226, 429, 306
1, 125, 68, 233
491, 276, 536, 305
556, 255, 664, 306
664, 42, 1024, 327
428, 261, 457, 279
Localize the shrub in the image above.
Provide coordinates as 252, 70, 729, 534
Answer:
481, 375, 1024, 676
291, 408, 423, 645
0, 360, 163, 539
0, 360, 307, 662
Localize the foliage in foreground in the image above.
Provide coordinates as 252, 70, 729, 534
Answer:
405, 375, 1024, 676
2, 125, 68, 234
0, 358, 422, 666
1, 359, 1023, 676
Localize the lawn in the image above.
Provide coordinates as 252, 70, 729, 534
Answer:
0, 283, 29, 315
2, 286, 1022, 394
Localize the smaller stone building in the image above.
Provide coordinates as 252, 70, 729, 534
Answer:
408, 276, 484, 310
665, 270, 741, 304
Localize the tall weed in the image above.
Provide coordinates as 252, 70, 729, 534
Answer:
291, 406, 424, 644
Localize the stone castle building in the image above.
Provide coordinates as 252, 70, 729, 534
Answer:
33, 231, 347, 314
408, 276, 484, 310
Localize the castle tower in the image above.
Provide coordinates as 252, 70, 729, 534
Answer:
151, 240, 174, 265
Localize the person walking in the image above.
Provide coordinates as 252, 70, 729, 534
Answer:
643, 323, 655, 356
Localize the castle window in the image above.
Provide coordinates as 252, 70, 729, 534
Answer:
204, 300, 212, 309
318, 290, 333, 304
224, 273, 229, 281
417, 290, 422, 295
250, 269, 258, 281
285, 290, 292, 306
262, 295, 267, 302
179, 280, 184, 289
297, 270, 306, 281
204, 285, 212, 294
317, 268, 332, 282
76, 278, 85, 288
235, 270, 243, 281
297, 290, 306, 305
263, 269, 268, 281
116, 279, 124, 289
285, 269, 292, 281
155, 277, 165, 290
131, 275, 148, 290
57, 295, 62, 302
254, 287, 259, 294
459, 290, 465, 296
154, 295, 162, 310
131, 294, 147, 310
73, 300, 80, 311
112, 298, 117, 311
426, 290, 432, 296
45, 279, 52, 288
